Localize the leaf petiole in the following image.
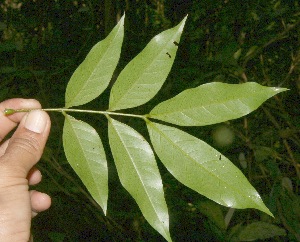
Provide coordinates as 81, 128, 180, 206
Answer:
3, 108, 146, 120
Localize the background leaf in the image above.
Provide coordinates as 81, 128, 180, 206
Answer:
108, 118, 171, 241
237, 221, 286, 241
63, 114, 108, 214
195, 200, 226, 230
108, 15, 187, 111
149, 82, 287, 126
147, 121, 273, 216
65, 14, 125, 108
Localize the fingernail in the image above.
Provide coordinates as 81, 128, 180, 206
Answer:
25, 110, 47, 134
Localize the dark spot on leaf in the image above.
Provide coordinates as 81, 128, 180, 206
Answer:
166, 52, 171, 58
173, 41, 179, 46
219, 155, 221, 160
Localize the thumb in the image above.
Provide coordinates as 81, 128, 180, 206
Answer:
3, 110, 51, 175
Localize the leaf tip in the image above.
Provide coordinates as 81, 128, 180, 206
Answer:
120, 12, 125, 23
102, 204, 108, 216
254, 197, 274, 218
178, 15, 188, 33
272, 87, 289, 94
160, 229, 172, 242
263, 209, 274, 218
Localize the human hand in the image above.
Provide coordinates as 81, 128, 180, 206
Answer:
0, 98, 51, 242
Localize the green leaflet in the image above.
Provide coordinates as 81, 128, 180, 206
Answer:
147, 121, 273, 217
108, 15, 187, 111
149, 82, 287, 126
65, 14, 125, 108
108, 118, 171, 241
63, 114, 108, 214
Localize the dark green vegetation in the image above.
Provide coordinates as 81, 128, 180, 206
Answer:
1, 1, 299, 241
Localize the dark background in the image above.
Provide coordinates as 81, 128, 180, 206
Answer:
1, 0, 299, 241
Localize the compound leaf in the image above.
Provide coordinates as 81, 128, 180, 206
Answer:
108, 118, 171, 241
65, 14, 125, 108
147, 121, 273, 217
149, 82, 287, 126
63, 114, 108, 214
109, 15, 187, 111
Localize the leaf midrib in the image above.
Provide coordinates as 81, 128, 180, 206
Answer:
151, 95, 254, 117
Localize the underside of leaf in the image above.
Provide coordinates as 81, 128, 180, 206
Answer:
108, 117, 171, 241
63, 115, 108, 214
149, 82, 287, 126
147, 121, 273, 217
65, 14, 125, 108
108, 15, 187, 111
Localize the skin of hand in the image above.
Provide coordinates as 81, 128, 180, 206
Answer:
0, 98, 51, 242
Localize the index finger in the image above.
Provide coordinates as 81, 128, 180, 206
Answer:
0, 99, 42, 142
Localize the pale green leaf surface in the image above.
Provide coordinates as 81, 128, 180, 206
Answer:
109, 15, 187, 111
63, 115, 108, 214
108, 118, 171, 241
238, 221, 286, 241
149, 82, 287, 126
147, 121, 273, 216
65, 14, 125, 108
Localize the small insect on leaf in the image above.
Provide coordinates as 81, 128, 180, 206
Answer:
166, 52, 171, 58
4, 109, 16, 116
173, 41, 179, 46
219, 155, 222, 160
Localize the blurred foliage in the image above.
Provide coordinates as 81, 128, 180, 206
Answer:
1, 0, 300, 241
